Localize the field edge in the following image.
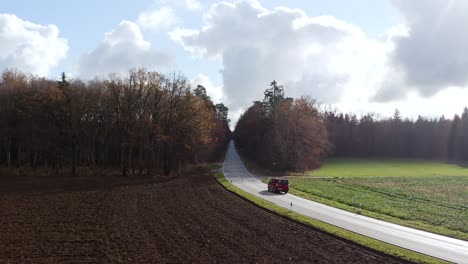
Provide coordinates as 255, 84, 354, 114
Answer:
213, 168, 446, 264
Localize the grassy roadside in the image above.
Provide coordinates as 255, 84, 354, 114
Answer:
260, 178, 468, 241
213, 170, 446, 264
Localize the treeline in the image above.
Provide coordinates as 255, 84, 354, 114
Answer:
326, 109, 468, 161
234, 81, 328, 172
234, 80, 468, 173
0, 68, 231, 176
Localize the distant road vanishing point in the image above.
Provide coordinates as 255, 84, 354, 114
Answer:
222, 141, 468, 264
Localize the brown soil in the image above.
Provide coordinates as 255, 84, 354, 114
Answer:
0, 170, 410, 264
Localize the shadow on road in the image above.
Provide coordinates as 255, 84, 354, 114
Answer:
259, 190, 286, 196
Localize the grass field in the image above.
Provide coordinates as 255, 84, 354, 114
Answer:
296, 158, 468, 178
287, 159, 468, 240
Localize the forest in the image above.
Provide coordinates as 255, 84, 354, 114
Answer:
0, 68, 231, 176
3, 69, 468, 176
235, 81, 468, 172
325, 108, 468, 161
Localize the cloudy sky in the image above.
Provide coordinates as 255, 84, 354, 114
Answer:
2, 0, 468, 124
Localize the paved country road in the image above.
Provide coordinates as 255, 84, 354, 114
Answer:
222, 141, 468, 264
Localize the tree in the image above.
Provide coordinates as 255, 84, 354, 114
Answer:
393, 108, 401, 122
194, 85, 214, 110
263, 80, 285, 114
325, 108, 459, 161
215, 103, 230, 123
0, 68, 231, 176
0, 69, 28, 168
235, 81, 328, 172
449, 115, 462, 161
58, 73, 90, 175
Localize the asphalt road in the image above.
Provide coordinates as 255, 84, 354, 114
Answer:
222, 141, 468, 264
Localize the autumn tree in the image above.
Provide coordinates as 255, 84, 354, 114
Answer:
235, 81, 328, 172
0, 68, 231, 176
0, 69, 28, 168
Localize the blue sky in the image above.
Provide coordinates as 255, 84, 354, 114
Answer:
1, 0, 154, 75
0, 0, 398, 78
2, 0, 468, 124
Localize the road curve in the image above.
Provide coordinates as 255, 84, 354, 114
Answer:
222, 141, 468, 264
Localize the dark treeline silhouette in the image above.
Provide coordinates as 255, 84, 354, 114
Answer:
235, 80, 468, 172
325, 108, 468, 161
0, 68, 231, 176
234, 81, 328, 172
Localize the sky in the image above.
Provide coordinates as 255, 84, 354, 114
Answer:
2, 0, 468, 125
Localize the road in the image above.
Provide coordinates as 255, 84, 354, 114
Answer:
222, 141, 468, 264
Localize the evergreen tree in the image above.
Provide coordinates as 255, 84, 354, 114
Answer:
263, 80, 285, 114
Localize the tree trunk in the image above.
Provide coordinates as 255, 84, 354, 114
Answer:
7, 151, 10, 168
163, 143, 171, 175
121, 144, 128, 177
71, 140, 76, 175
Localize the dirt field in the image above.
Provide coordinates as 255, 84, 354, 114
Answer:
0, 169, 410, 263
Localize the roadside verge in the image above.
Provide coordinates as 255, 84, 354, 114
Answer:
213, 170, 446, 264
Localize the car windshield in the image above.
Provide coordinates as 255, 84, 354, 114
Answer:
280, 180, 288, 185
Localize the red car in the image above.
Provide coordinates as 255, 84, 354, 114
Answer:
267, 178, 289, 194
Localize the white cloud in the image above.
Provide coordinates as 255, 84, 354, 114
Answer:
137, 6, 178, 31
375, 0, 468, 101
184, 0, 202, 11
75, 20, 173, 78
157, 0, 202, 11
340, 87, 468, 121
0, 13, 68, 76
170, 0, 386, 123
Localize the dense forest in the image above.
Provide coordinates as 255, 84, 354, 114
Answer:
326, 108, 468, 161
235, 81, 468, 172
234, 81, 328, 172
0, 68, 231, 176
4, 68, 468, 175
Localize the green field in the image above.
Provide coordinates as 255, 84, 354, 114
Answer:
287, 159, 468, 240
298, 158, 468, 178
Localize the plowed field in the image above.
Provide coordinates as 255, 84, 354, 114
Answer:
0, 171, 409, 263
